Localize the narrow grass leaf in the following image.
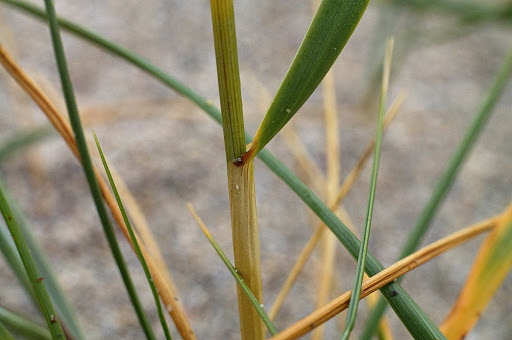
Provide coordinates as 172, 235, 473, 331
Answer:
0, 186, 65, 339
341, 38, 393, 340
361, 43, 512, 340
440, 204, 512, 339
0, 306, 51, 340
42, 1, 156, 339
248, 0, 370, 157
0, 177, 85, 340
94, 132, 172, 340
4, 3, 445, 337
186, 203, 278, 336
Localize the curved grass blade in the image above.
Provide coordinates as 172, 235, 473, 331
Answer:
0, 186, 65, 339
94, 132, 172, 340
0, 176, 85, 340
248, 0, 370, 157
440, 204, 512, 338
340, 38, 393, 340
3, 2, 444, 337
271, 214, 499, 340
361, 43, 512, 340
0, 306, 51, 340
42, 1, 156, 339
186, 203, 278, 337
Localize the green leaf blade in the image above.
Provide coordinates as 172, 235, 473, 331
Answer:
250, 0, 370, 156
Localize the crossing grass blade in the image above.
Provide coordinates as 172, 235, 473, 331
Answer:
0, 306, 51, 340
187, 203, 278, 337
341, 38, 393, 340
270, 214, 499, 340
94, 132, 173, 340
247, 0, 370, 158
361, 43, 512, 340
4, 2, 446, 337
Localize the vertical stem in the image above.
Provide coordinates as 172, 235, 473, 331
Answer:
210, 0, 246, 161
227, 159, 264, 340
210, 0, 264, 339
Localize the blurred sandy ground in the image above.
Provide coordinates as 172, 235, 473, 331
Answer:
0, 0, 511, 339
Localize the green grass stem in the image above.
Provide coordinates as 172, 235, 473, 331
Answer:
0, 306, 51, 340
42, 1, 156, 339
94, 132, 172, 340
5, 1, 445, 337
361, 43, 512, 340
0, 176, 85, 340
0, 186, 65, 339
210, 1, 264, 339
210, 0, 246, 162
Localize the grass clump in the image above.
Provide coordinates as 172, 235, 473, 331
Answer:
0, 1, 511, 339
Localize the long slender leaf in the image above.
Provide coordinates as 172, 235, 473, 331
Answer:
361, 43, 512, 340
248, 0, 370, 157
0, 306, 51, 340
94, 132, 172, 340
3, 2, 445, 337
0, 177, 85, 340
0, 186, 65, 339
341, 38, 392, 340
42, 1, 156, 339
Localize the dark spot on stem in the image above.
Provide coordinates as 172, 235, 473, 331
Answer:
233, 157, 243, 166
37, 277, 44, 282
389, 290, 399, 297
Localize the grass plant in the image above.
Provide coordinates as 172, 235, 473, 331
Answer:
0, 1, 511, 339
